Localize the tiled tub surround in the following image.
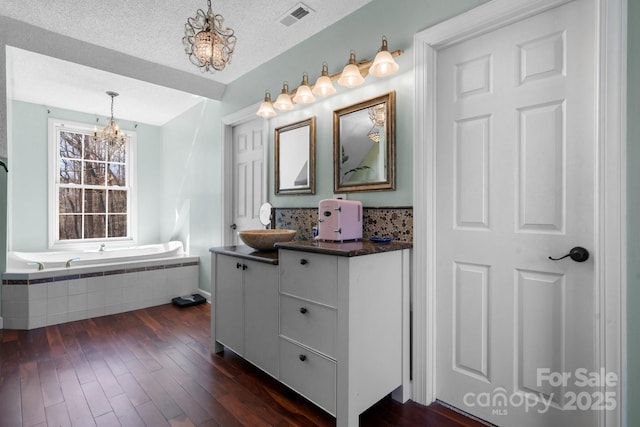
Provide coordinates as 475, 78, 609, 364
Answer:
273, 206, 413, 242
2, 257, 199, 330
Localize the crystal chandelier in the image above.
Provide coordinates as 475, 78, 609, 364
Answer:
183, 0, 236, 72
93, 91, 127, 145
368, 103, 386, 142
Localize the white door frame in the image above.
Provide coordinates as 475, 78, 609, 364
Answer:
220, 104, 269, 245
412, 0, 627, 425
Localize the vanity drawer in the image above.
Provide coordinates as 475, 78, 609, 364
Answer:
280, 294, 336, 358
279, 338, 336, 416
279, 250, 338, 307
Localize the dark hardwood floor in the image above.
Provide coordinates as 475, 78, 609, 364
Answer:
0, 303, 486, 427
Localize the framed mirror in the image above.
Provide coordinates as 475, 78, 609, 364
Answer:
275, 117, 316, 195
333, 91, 395, 192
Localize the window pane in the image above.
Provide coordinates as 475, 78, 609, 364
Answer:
59, 215, 82, 240
84, 215, 106, 239
110, 140, 126, 163
84, 162, 106, 185
85, 136, 107, 161
60, 132, 82, 159
108, 163, 126, 186
108, 215, 127, 238
59, 188, 82, 213
84, 189, 106, 213
60, 159, 81, 184
109, 190, 127, 213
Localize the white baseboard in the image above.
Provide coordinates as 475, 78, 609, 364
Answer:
197, 288, 211, 302
0, 316, 3, 329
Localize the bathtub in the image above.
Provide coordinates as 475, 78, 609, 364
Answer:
6, 241, 185, 272
2, 241, 200, 330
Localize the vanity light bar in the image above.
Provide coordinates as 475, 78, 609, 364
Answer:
256, 37, 403, 118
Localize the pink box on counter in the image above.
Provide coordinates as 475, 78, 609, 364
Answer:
317, 199, 363, 241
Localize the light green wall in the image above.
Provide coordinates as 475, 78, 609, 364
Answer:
159, 99, 222, 293
8, 101, 163, 250
222, 0, 489, 207
1, 1, 637, 423
627, 0, 639, 424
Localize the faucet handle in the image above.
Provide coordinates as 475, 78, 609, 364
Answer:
27, 261, 45, 271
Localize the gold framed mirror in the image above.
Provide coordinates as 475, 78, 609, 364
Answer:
333, 91, 395, 192
275, 117, 316, 195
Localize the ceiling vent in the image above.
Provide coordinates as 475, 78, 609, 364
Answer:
278, 3, 314, 27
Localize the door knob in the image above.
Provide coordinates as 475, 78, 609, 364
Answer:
230, 223, 237, 230
548, 246, 589, 263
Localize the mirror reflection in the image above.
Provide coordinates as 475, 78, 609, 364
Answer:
333, 91, 395, 192
275, 117, 316, 195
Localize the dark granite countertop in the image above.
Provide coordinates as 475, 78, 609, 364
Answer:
275, 239, 412, 257
209, 245, 279, 265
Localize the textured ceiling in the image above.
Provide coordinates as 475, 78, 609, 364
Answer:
1, 0, 373, 124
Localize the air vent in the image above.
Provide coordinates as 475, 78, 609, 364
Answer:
278, 3, 314, 27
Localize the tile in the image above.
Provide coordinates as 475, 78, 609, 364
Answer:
68, 279, 88, 295
28, 283, 48, 301
1, 284, 14, 301
87, 292, 106, 310
86, 307, 106, 319
7, 317, 28, 330
104, 304, 122, 316
13, 285, 28, 302
28, 316, 46, 329
46, 312, 67, 327
47, 296, 68, 316
68, 294, 87, 311
274, 206, 414, 242
87, 276, 107, 293
29, 299, 47, 317
123, 301, 141, 312
48, 282, 68, 298
13, 301, 28, 320
67, 310, 87, 322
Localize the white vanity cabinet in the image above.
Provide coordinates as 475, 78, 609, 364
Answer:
211, 250, 279, 377
211, 241, 412, 427
278, 246, 411, 427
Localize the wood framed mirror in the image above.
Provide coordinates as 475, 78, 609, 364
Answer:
275, 117, 316, 195
333, 91, 395, 192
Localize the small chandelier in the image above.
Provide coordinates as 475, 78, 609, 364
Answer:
183, 0, 236, 72
368, 104, 386, 142
93, 91, 127, 145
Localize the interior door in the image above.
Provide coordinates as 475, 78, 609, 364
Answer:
232, 117, 266, 244
435, 1, 598, 426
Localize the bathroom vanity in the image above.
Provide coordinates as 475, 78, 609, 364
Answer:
209, 240, 412, 427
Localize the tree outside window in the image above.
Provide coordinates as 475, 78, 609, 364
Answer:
54, 125, 131, 242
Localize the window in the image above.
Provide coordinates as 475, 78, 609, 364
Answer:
49, 119, 136, 246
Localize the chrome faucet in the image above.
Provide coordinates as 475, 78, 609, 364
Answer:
65, 257, 80, 268
99, 243, 106, 251
27, 261, 45, 271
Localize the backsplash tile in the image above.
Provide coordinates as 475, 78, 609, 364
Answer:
273, 207, 413, 243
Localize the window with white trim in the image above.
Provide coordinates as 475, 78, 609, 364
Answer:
49, 119, 136, 246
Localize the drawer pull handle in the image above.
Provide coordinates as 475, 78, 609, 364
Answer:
299, 307, 308, 314
300, 259, 308, 265
299, 354, 307, 362
236, 262, 242, 269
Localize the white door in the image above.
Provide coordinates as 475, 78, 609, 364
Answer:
231, 118, 266, 244
435, 1, 600, 426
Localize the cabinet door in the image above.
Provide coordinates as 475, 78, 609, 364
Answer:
214, 254, 244, 355
244, 259, 279, 376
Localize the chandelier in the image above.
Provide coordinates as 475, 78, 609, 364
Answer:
367, 103, 386, 142
93, 91, 127, 145
183, 0, 236, 72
